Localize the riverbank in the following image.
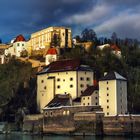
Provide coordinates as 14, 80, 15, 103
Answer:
22, 113, 140, 136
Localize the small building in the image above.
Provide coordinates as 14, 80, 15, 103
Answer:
45, 47, 58, 65
111, 44, 121, 58
37, 59, 94, 112
97, 44, 122, 58
81, 86, 99, 106
99, 72, 127, 116
5, 35, 28, 57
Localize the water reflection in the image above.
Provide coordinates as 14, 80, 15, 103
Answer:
0, 134, 139, 140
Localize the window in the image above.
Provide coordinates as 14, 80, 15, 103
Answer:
81, 91, 83, 94
83, 103, 85, 106
63, 79, 65, 82
107, 87, 109, 90
17, 43, 20, 46
83, 97, 85, 100
96, 103, 98, 105
50, 112, 53, 116
88, 103, 90, 105
107, 112, 109, 115
107, 106, 109, 109
80, 77, 84, 81
95, 97, 98, 99
107, 100, 109, 103
70, 85, 73, 88
80, 84, 84, 88
44, 86, 47, 90
66, 72, 68, 74
22, 44, 24, 46
85, 72, 86, 75
57, 85, 60, 89
107, 81, 108, 84
67, 111, 70, 115
45, 112, 48, 116
41, 80, 44, 83
88, 97, 90, 99
63, 111, 66, 115
107, 93, 109, 96
87, 77, 90, 81
70, 77, 73, 81
57, 78, 60, 82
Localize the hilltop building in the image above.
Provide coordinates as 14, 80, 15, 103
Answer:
30, 27, 72, 51
45, 47, 58, 65
5, 35, 28, 57
37, 59, 94, 112
97, 44, 121, 58
99, 72, 127, 116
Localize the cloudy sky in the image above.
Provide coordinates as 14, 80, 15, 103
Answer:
0, 0, 140, 42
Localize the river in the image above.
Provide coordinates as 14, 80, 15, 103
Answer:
0, 134, 139, 140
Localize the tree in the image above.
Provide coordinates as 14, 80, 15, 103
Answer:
81, 28, 97, 42
111, 32, 117, 44
51, 33, 61, 47
74, 35, 81, 43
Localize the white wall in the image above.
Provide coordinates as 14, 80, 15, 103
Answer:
77, 71, 93, 97
81, 90, 99, 106
99, 79, 127, 116
37, 70, 94, 112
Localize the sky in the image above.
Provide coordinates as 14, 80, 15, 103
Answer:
0, 0, 140, 43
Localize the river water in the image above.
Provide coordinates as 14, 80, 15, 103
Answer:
0, 134, 139, 140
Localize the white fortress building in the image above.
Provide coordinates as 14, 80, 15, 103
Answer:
37, 59, 94, 112
99, 72, 127, 116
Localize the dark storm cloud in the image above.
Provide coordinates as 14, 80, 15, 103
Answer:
0, 0, 140, 42
0, 0, 95, 42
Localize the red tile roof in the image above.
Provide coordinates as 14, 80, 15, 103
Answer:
110, 44, 121, 51
38, 59, 93, 74
46, 48, 58, 55
14, 34, 26, 43
48, 59, 80, 72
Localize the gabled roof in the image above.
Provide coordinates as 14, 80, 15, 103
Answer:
82, 86, 98, 97
46, 94, 71, 108
14, 34, 26, 43
99, 72, 126, 81
110, 44, 121, 52
37, 59, 93, 75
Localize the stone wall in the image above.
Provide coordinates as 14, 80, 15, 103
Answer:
23, 109, 140, 135
103, 115, 140, 135
43, 106, 103, 134
23, 114, 43, 133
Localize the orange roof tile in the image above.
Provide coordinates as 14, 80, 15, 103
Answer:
111, 44, 121, 51
46, 48, 58, 55
14, 34, 26, 43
